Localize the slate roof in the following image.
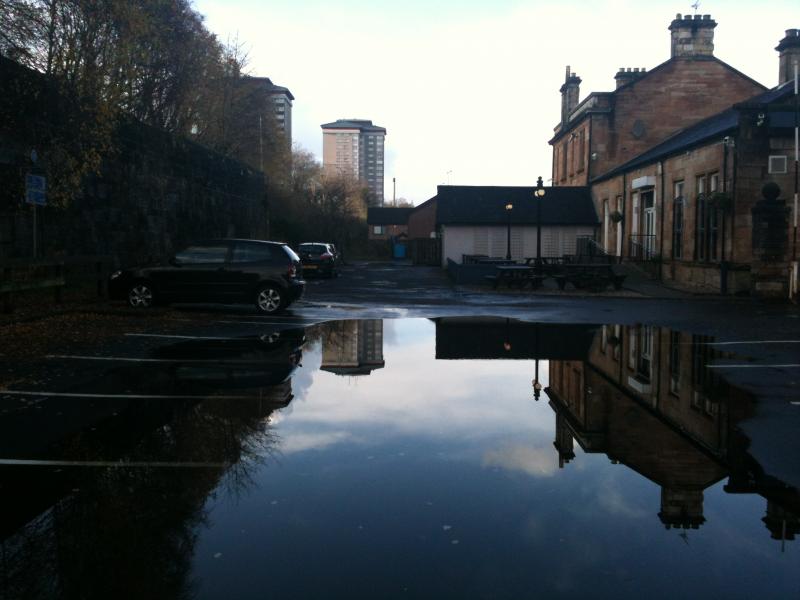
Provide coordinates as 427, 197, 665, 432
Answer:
321, 119, 386, 133
367, 207, 414, 225
435, 185, 598, 226
592, 82, 796, 183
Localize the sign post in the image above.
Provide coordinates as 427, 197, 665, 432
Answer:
25, 173, 46, 258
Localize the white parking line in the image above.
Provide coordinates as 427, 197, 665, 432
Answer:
125, 333, 246, 341
0, 391, 257, 400
706, 340, 800, 346
215, 320, 313, 326
0, 458, 228, 468
706, 364, 800, 369
46, 355, 271, 365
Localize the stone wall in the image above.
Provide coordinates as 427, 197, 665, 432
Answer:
0, 57, 267, 266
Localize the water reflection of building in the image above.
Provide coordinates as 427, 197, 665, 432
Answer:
321, 320, 385, 376
546, 324, 800, 542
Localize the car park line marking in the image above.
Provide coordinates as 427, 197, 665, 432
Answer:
46, 355, 276, 365
706, 340, 800, 345
706, 364, 800, 369
215, 320, 315, 326
125, 333, 252, 341
0, 391, 257, 400
0, 458, 228, 468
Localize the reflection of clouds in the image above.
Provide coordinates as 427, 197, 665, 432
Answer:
279, 320, 553, 447
482, 445, 559, 478
281, 431, 353, 454
596, 477, 648, 519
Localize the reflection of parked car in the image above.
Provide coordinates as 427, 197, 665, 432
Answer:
149, 328, 306, 392
109, 239, 305, 314
297, 242, 339, 278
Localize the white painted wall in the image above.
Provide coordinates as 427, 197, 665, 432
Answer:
441, 225, 597, 266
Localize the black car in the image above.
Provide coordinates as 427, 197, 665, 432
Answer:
109, 239, 305, 314
297, 242, 339, 278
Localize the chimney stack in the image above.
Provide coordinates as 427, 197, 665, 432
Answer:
776, 29, 800, 85
669, 13, 717, 58
560, 66, 582, 125
614, 67, 648, 89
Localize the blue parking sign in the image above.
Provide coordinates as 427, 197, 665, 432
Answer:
25, 174, 47, 206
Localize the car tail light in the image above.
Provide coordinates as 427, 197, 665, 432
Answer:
321, 253, 333, 260
288, 263, 297, 278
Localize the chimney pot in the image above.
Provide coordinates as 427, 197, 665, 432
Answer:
693, 14, 701, 20
703, 14, 711, 20
776, 27, 800, 84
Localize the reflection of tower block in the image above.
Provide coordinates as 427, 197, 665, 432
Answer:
658, 487, 706, 529
762, 501, 800, 542
553, 413, 576, 468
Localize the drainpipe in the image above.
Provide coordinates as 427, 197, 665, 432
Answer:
659, 160, 665, 281
721, 138, 730, 295
621, 173, 627, 263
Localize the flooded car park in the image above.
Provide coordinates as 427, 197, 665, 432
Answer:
0, 316, 797, 598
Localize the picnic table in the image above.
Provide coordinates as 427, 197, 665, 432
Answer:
485, 265, 545, 290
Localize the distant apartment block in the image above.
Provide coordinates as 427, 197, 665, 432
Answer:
243, 76, 294, 145
321, 119, 386, 203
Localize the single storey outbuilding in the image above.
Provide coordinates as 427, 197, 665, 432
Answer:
435, 185, 599, 266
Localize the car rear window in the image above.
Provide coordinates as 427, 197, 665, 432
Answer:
232, 242, 273, 263
300, 244, 328, 255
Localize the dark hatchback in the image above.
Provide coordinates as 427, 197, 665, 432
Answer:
297, 242, 339, 278
109, 239, 305, 314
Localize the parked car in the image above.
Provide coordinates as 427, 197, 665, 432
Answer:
109, 239, 305, 314
297, 242, 339, 278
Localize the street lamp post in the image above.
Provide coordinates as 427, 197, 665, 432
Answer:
505, 202, 514, 260
534, 176, 546, 269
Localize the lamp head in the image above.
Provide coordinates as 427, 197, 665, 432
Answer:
505, 202, 513, 211
532, 379, 543, 400
535, 176, 546, 197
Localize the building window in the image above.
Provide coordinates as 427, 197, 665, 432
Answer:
577, 129, 586, 173
672, 180, 684, 259
695, 176, 706, 261
669, 330, 681, 395
708, 173, 719, 261
560, 142, 568, 181
373, 225, 384, 235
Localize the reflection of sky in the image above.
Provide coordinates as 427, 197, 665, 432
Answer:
281, 318, 553, 459
192, 319, 796, 600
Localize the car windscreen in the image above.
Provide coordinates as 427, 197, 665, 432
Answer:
282, 245, 301, 261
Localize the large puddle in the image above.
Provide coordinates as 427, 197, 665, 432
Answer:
0, 318, 797, 598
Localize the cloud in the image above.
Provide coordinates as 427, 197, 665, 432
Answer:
482, 445, 559, 477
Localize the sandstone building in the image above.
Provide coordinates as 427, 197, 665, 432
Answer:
551, 15, 800, 295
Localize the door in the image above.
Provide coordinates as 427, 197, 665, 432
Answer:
642, 190, 656, 258
164, 242, 231, 302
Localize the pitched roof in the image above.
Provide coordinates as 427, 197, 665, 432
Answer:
592, 82, 796, 183
321, 119, 386, 133
435, 185, 598, 226
551, 55, 766, 144
367, 207, 414, 225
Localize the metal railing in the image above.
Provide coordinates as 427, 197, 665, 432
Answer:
628, 235, 658, 261
575, 235, 616, 264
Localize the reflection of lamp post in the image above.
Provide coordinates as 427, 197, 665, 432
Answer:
534, 176, 546, 268
505, 202, 514, 260
532, 321, 542, 400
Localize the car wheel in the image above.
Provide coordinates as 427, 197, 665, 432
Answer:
255, 285, 284, 314
128, 281, 155, 308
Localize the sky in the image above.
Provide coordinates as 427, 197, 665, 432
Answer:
193, 0, 798, 205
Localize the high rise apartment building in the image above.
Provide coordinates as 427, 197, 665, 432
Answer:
321, 119, 386, 203
242, 76, 294, 145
